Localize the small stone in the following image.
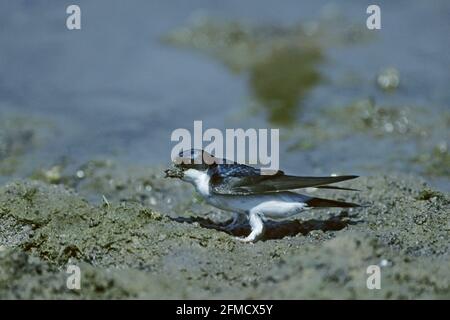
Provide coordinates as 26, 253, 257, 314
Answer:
384, 122, 394, 133
413, 213, 427, 225
377, 67, 400, 91
44, 166, 62, 183
76, 170, 85, 179
380, 259, 390, 267
151, 211, 162, 220
158, 233, 167, 241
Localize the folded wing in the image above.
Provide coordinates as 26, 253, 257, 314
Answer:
210, 166, 358, 195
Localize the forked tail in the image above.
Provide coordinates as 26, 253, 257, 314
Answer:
306, 197, 360, 208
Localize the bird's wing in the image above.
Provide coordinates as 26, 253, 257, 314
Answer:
209, 165, 358, 195
315, 185, 360, 191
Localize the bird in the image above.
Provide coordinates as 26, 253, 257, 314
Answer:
164, 149, 360, 242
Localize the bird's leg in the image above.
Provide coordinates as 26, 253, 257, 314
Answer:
237, 211, 264, 243
224, 212, 246, 231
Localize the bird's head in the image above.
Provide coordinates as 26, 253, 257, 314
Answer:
164, 149, 218, 181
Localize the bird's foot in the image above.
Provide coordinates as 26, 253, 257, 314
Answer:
234, 211, 264, 243
235, 230, 262, 243
223, 224, 237, 233
223, 213, 246, 232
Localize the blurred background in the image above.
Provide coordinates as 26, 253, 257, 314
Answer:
0, 0, 449, 191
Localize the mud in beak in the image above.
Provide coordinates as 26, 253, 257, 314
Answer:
164, 166, 184, 178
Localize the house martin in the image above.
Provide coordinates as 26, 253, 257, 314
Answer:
165, 149, 360, 242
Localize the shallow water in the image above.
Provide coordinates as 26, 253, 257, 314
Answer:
0, 0, 449, 190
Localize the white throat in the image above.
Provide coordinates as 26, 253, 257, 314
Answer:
182, 169, 211, 197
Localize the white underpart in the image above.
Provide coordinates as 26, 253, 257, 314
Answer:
182, 169, 311, 242
183, 169, 211, 197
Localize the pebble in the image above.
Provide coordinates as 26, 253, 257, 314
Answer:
380, 259, 389, 267
76, 170, 85, 179
377, 67, 400, 91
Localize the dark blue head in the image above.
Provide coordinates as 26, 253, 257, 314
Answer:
165, 149, 218, 178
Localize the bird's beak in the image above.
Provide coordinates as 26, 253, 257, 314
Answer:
164, 166, 183, 179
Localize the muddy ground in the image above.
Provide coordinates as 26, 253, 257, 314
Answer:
0, 2, 449, 299
0, 154, 449, 298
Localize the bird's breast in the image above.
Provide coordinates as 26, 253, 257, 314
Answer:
192, 172, 212, 198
